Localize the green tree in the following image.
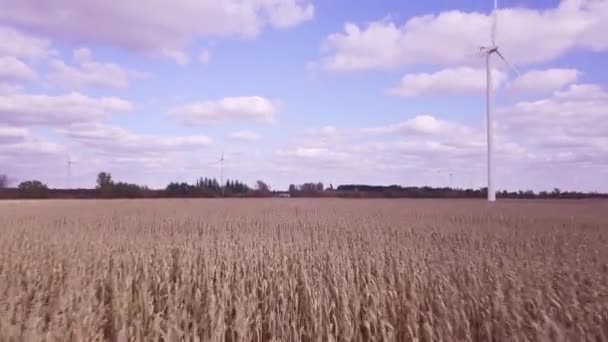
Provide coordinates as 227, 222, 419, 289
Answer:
552, 188, 562, 197
18, 180, 49, 198
96, 172, 114, 197
256, 180, 270, 193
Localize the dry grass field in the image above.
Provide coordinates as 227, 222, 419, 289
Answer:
0, 199, 607, 341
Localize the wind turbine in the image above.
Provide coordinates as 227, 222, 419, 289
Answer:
479, 0, 519, 202
219, 148, 225, 197
66, 156, 75, 189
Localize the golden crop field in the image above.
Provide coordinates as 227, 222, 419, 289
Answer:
0, 199, 607, 341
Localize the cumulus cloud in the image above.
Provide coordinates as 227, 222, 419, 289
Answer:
0, 126, 71, 186
553, 83, 607, 101
65, 123, 212, 155
276, 146, 351, 162
270, 115, 559, 190
0, 25, 51, 59
0, 92, 132, 126
318, 0, 608, 71
388, 67, 507, 97
162, 49, 190, 66
361, 115, 473, 136
302, 125, 339, 140
0, 125, 64, 163
503, 83, 608, 134
0, 56, 38, 96
0, 56, 38, 82
280, 117, 488, 168
506, 68, 580, 94
0, 125, 28, 144
501, 83, 608, 168
0, 83, 22, 94
0, 0, 314, 62
262, 0, 315, 28
48, 48, 141, 89
168, 96, 279, 125
229, 130, 262, 142
284, 125, 344, 151
198, 50, 212, 64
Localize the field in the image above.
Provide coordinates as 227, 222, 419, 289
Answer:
0, 199, 607, 341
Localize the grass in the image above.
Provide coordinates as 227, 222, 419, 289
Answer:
0, 198, 607, 341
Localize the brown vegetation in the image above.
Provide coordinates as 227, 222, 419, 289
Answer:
0, 199, 607, 341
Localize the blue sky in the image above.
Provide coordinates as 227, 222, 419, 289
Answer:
1, 0, 607, 192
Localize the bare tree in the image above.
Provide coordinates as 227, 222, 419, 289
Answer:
0, 174, 7, 189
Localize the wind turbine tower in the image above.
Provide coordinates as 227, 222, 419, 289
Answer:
479, 0, 518, 202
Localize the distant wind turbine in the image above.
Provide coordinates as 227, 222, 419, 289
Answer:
479, 0, 519, 202
220, 149, 225, 196
67, 156, 75, 189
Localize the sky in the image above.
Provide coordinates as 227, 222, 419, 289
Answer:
0, 0, 607, 192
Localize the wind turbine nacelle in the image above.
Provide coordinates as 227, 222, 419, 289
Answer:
480, 46, 498, 54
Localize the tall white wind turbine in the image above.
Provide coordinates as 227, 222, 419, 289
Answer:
480, 0, 518, 202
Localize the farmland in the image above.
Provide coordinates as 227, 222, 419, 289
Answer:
0, 199, 607, 341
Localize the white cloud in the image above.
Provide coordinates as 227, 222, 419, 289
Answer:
0, 56, 38, 82
507, 68, 580, 93
318, 125, 337, 136
554, 83, 607, 101
0, 25, 51, 59
0, 1, 314, 60
262, 0, 315, 28
0, 92, 132, 126
162, 49, 190, 66
168, 96, 279, 125
577, 0, 608, 51
361, 115, 473, 136
48, 48, 142, 89
271, 115, 582, 191
0, 125, 28, 144
501, 83, 608, 168
388, 67, 507, 97
286, 125, 343, 151
273, 122, 512, 189
276, 146, 351, 164
319, 0, 608, 71
229, 130, 262, 142
0, 126, 64, 164
65, 123, 212, 155
198, 49, 212, 64
303, 125, 339, 140
503, 83, 608, 134
0, 83, 23, 94
284, 118, 486, 165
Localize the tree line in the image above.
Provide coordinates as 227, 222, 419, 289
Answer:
0, 172, 272, 199
1, 173, 607, 199
333, 184, 608, 199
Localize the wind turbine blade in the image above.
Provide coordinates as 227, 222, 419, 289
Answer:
491, 0, 498, 45
495, 50, 521, 76
465, 50, 485, 59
